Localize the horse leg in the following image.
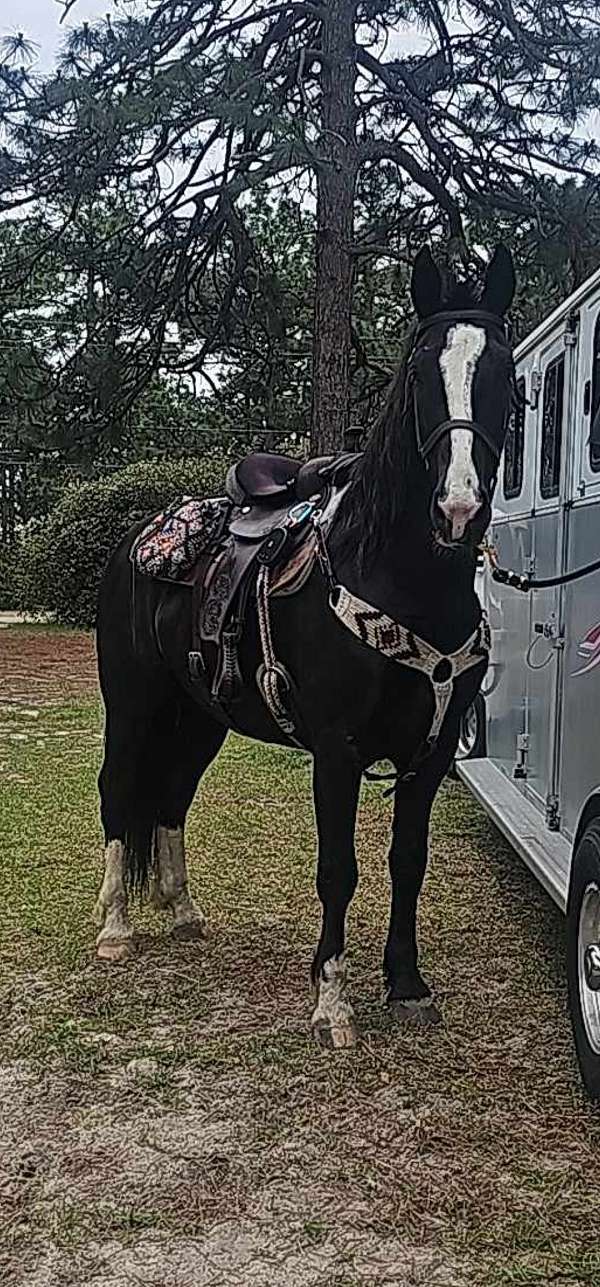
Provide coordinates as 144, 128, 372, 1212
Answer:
95, 713, 148, 961
311, 740, 362, 1050
151, 826, 205, 940
94, 838, 134, 962
150, 704, 226, 940
384, 731, 458, 1025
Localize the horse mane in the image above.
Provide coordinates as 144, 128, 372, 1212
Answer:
335, 277, 482, 570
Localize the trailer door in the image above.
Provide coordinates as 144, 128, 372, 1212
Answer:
558, 294, 600, 839
525, 322, 576, 827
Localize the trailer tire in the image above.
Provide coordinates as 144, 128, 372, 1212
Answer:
449, 694, 486, 779
567, 818, 600, 1100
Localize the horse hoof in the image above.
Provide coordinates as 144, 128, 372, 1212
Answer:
171, 919, 207, 942
96, 938, 136, 962
312, 1017, 359, 1050
388, 998, 442, 1026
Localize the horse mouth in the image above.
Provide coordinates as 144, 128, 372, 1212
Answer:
432, 528, 474, 555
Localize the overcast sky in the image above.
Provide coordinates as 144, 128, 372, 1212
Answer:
3, 0, 118, 71
4, 0, 597, 147
7, 0, 425, 69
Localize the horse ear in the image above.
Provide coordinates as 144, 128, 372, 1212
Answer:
481, 244, 515, 316
411, 246, 443, 319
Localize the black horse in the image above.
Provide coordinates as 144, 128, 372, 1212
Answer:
95, 245, 516, 1048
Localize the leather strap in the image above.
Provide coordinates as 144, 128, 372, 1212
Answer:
415, 309, 508, 339
416, 415, 502, 462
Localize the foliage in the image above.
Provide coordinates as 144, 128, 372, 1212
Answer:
0, 542, 20, 610
1, 0, 599, 449
17, 453, 229, 629
473, 177, 600, 342
0, 203, 306, 478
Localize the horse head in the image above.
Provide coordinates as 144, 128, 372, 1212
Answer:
409, 245, 516, 548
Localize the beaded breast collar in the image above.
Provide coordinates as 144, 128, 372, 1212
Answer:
330, 583, 490, 743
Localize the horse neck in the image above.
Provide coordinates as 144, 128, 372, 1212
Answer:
333, 450, 481, 653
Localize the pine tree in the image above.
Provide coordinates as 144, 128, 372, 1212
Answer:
1, 1, 600, 450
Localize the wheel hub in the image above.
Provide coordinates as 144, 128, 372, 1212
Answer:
457, 702, 478, 759
584, 943, 600, 991
578, 883, 600, 1053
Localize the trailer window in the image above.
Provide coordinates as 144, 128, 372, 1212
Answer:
590, 313, 600, 471
503, 376, 525, 499
540, 354, 564, 499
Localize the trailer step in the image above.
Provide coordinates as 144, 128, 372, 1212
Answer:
456, 759, 571, 911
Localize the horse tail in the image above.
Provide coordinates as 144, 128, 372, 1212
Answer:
124, 817, 158, 896
121, 699, 177, 893
97, 533, 173, 896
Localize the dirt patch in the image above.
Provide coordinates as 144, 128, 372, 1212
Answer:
0, 628, 96, 708
0, 1057, 466, 1287
14, 1231, 463, 1287
3, 702, 600, 1286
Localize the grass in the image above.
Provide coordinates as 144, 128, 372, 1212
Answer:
2, 679, 600, 1286
0, 621, 71, 632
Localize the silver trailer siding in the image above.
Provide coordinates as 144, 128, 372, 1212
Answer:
457, 268, 600, 1094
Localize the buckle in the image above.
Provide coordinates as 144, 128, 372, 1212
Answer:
188, 651, 205, 680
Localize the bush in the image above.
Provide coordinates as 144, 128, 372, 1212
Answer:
17, 453, 229, 629
0, 542, 22, 611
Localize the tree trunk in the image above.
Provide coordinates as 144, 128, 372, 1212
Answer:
311, 0, 358, 455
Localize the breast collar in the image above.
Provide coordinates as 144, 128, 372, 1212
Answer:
329, 581, 490, 745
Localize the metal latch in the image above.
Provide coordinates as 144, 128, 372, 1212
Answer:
530, 369, 542, 410
513, 732, 529, 780
533, 618, 564, 648
565, 310, 579, 346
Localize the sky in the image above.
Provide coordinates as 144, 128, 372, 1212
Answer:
2, 0, 118, 71
3, 2, 598, 150
4, 0, 427, 72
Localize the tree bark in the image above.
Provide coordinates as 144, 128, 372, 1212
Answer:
311, 0, 358, 455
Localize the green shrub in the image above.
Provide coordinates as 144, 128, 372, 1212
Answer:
17, 453, 229, 629
0, 542, 22, 611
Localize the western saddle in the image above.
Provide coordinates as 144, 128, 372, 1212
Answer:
225, 451, 336, 513
189, 450, 359, 727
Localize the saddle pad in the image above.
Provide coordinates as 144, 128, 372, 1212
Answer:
270, 531, 317, 596
132, 497, 230, 582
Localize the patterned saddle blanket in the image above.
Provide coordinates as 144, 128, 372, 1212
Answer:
131, 497, 230, 583
131, 495, 316, 596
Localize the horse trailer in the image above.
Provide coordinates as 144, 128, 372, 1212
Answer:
456, 264, 600, 1096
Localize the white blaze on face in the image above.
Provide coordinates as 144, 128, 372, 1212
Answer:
438, 324, 487, 539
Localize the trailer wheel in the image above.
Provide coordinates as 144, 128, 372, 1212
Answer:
567, 818, 600, 1100
456, 694, 486, 760
449, 694, 486, 782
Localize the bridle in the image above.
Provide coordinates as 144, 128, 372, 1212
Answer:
410, 309, 511, 466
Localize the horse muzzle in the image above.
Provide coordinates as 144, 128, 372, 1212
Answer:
437, 491, 482, 542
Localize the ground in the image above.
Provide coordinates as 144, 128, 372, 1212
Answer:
1, 626, 599, 1287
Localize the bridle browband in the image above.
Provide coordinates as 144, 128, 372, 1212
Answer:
411, 309, 510, 464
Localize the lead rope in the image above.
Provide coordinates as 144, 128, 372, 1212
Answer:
256, 564, 305, 747
481, 538, 600, 591
254, 508, 337, 748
